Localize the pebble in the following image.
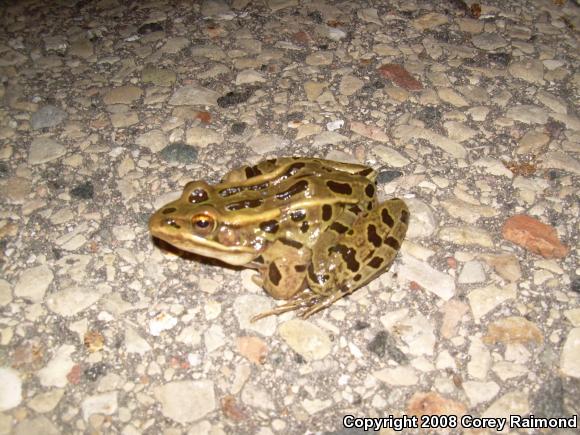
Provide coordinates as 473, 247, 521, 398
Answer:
398, 253, 455, 300
506, 105, 549, 124
13, 417, 59, 435
103, 86, 142, 105
372, 145, 410, 167
407, 392, 466, 417
124, 327, 152, 354
440, 300, 469, 339
443, 121, 477, 142
302, 398, 332, 415
28, 137, 66, 164
159, 142, 198, 163
467, 337, 491, 380
27, 388, 64, 413
46, 287, 102, 317
462, 380, 500, 406
404, 199, 438, 238
31, 105, 67, 129
149, 312, 178, 336
278, 319, 332, 361
236, 69, 265, 85
81, 391, 118, 421
508, 59, 544, 84
560, 328, 580, 378
135, 130, 167, 153
458, 260, 486, 284
502, 214, 570, 258
155, 380, 216, 423
373, 366, 418, 386
393, 124, 467, 159
479, 254, 522, 282
0, 367, 22, 411
0, 280, 12, 306
203, 324, 226, 352
233, 295, 277, 336
168, 85, 219, 106
516, 130, 550, 154
37, 344, 75, 388
14, 264, 53, 303
539, 151, 580, 175
473, 157, 513, 178
241, 382, 275, 410
438, 225, 494, 248
482, 391, 529, 421
467, 284, 517, 321
350, 121, 390, 142
185, 126, 224, 147
471, 33, 508, 50
441, 198, 499, 224
339, 75, 364, 96
247, 133, 288, 153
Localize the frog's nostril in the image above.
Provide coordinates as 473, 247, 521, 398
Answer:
162, 207, 177, 215
164, 219, 181, 229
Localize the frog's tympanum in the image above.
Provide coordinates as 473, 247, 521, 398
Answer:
149, 157, 409, 321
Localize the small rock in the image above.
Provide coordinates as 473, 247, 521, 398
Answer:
204, 324, 226, 352
29, 137, 66, 164
444, 121, 477, 142
482, 391, 529, 421
378, 64, 422, 91
509, 59, 544, 84
247, 134, 288, 154
468, 284, 517, 321
483, 317, 543, 346
462, 381, 500, 406
27, 388, 65, 413
539, 151, 580, 175
467, 337, 491, 380
372, 145, 410, 167
350, 121, 389, 142
236, 336, 268, 364
149, 312, 178, 336
241, 382, 275, 410
185, 126, 224, 148
473, 157, 513, 178
279, 319, 332, 361
304, 81, 326, 101
103, 86, 142, 105
159, 142, 198, 163
136, 130, 167, 153
339, 75, 364, 96
441, 198, 499, 224
441, 300, 469, 339
81, 391, 118, 421
516, 130, 549, 155
46, 287, 102, 317
37, 345, 75, 388
305, 51, 333, 66
14, 264, 53, 303
141, 65, 177, 86
373, 366, 418, 386
407, 392, 466, 418
0, 177, 31, 204
0, 280, 12, 306
358, 8, 381, 25
458, 260, 486, 284
506, 105, 549, 124
312, 131, 348, 146
233, 294, 277, 336
438, 226, 494, 247
155, 380, 216, 423
125, 327, 151, 354
560, 328, 580, 378
31, 105, 67, 130
13, 417, 59, 435
502, 215, 569, 258
404, 199, 438, 238
0, 367, 22, 411
168, 85, 219, 106
479, 254, 522, 282
235, 69, 265, 85
438, 88, 469, 107
393, 125, 466, 159
471, 33, 508, 50
398, 253, 455, 300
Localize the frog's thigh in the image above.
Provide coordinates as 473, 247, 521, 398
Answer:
259, 241, 311, 300
308, 198, 409, 297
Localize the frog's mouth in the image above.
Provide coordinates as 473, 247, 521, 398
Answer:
149, 212, 256, 266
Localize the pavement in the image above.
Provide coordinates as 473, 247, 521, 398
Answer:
0, 0, 579, 434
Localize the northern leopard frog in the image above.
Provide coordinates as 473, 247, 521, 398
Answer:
149, 157, 409, 320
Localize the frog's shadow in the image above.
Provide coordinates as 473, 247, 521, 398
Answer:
151, 236, 245, 271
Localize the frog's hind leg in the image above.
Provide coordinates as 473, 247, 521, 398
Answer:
305, 198, 410, 315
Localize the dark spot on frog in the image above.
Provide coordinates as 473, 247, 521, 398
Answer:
275, 179, 309, 200
279, 238, 303, 249
300, 221, 309, 233
259, 220, 279, 233
268, 262, 282, 286
294, 264, 307, 272
368, 256, 384, 268
367, 224, 381, 247
226, 198, 263, 210
356, 167, 374, 177
71, 181, 94, 199
365, 183, 375, 198
291, 210, 306, 221
162, 207, 176, 214
165, 219, 180, 229
253, 255, 264, 264
353, 273, 362, 281
322, 204, 332, 221
381, 208, 394, 227
330, 222, 349, 234
244, 165, 262, 179
328, 244, 359, 272
84, 362, 109, 381
307, 263, 326, 285
384, 236, 401, 251
348, 204, 362, 215
326, 180, 353, 195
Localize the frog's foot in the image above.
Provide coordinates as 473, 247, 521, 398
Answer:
250, 287, 353, 322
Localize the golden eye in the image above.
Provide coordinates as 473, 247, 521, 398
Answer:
191, 215, 214, 235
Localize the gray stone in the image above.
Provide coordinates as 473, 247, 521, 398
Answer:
31, 105, 67, 129
154, 380, 216, 423
29, 137, 66, 164
168, 85, 219, 106
471, 33, 508, 50
14, 264, 53, 303
0, 367, 22, 411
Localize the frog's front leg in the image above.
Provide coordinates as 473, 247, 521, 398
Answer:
304, 198, 410, 316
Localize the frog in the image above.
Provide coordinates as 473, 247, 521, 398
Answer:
149, 157, 409, 321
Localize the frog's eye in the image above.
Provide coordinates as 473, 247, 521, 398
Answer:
191, 214, 215, 235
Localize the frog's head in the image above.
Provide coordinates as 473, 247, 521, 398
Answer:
149, 181, 260, 265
